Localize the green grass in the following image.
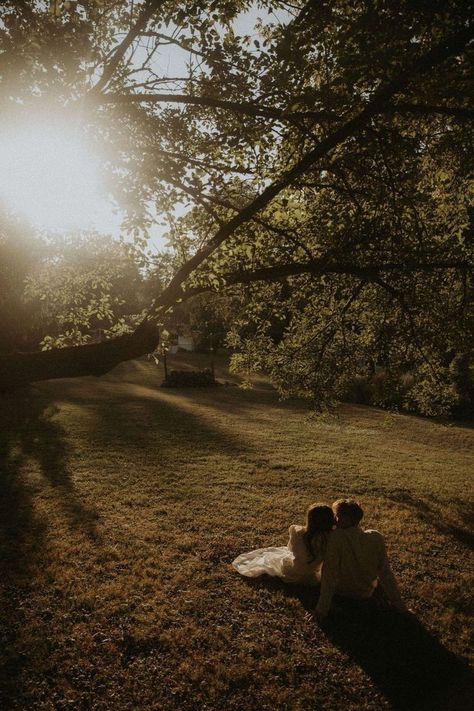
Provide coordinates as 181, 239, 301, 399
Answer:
1, 354, 473, 710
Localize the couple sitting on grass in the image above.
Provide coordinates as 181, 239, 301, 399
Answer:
232, 498, 408, 620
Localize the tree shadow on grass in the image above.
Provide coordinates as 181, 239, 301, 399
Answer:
59, 378, 256, 468
0, 387, 99, 709
241, 577, 473, 711
0, 387, 100, 544
386, 489, 474, 552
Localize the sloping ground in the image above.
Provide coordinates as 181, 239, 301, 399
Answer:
1, 357, 473, 711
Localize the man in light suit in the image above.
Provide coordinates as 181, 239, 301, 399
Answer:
315, 498, 408, 619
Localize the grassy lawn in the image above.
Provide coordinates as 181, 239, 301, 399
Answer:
1, 355, 473, 711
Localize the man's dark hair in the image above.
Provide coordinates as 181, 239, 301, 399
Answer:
332, 498, 364, 526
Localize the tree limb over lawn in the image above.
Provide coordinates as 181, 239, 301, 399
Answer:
0, 3, 472, 402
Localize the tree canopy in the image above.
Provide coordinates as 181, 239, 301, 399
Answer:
0, 1, 473, 414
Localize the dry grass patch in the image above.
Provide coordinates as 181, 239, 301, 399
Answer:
1, 356, 473, 710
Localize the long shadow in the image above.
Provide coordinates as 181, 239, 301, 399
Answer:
1, 387, 99, 541
322, 602, 473, 711
386, 489, 474, 551
241, 577, 473, 710
60, 378, 257, 468
0, 387, 99, 709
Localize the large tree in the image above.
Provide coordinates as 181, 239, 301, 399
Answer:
0, 1, 472, 412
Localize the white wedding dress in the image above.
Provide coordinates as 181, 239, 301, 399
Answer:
232, 524, 326, 585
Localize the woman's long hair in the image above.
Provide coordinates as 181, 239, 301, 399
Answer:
303, 503, 335, 562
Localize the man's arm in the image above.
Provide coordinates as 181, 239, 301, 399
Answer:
377, 536, 407, 612
315, 534, 340, 617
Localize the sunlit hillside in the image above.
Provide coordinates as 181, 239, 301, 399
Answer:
1, 356, 472, 711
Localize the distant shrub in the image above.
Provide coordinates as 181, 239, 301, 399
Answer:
161, 369, 216, 388
450, 352, 474, 417
344, 375, 373, 404
370, 370, 405, 409
403, 378, 459, 417
344, 370, 415, 411
348, 364, 472, 418
400, 372, 416, 392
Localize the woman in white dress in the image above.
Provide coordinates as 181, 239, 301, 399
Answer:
232, 503, 335, 585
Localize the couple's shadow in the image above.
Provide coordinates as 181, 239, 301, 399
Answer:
245, 577, 473, 711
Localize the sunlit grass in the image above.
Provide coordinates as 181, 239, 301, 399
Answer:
0, 355, 472, 710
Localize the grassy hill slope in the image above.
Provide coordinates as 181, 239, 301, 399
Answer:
1, 357, 472, 710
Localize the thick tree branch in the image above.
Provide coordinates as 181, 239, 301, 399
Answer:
99, 91, 335, 122
99, 95, 474, 125
181, 259, 470, 299
0, 321, 160, 391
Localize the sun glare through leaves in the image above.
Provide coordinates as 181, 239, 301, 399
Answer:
0, 112, 116, 233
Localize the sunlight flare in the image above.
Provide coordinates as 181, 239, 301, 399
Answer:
0, 112, 116, 232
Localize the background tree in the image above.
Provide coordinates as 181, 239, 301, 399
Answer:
24, 233, 147, 349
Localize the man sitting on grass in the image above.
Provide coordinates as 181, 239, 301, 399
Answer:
315, 498, 408, 620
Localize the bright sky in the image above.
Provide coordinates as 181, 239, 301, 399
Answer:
0, 118, 118, 233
